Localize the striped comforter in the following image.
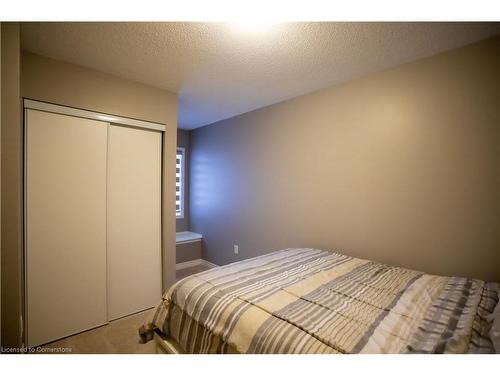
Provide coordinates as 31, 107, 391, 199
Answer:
148, 248, 499, 354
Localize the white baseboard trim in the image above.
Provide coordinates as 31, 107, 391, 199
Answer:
176, 259, 219, 271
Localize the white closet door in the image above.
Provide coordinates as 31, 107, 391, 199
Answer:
26, 109, 108, 347
107, 125, 162, 320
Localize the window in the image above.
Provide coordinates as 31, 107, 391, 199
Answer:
176, 147, 185, 218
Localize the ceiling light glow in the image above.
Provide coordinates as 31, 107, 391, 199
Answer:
232, 21, 278, 34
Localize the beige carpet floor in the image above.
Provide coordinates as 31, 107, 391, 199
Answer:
38, 263, 213, 354
176, 264, 214, 280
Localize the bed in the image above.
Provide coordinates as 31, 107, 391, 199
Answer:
141, 248, 499, 354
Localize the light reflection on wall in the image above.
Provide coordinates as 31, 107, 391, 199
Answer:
190, 150, 238, 214
190, 152, 214, 211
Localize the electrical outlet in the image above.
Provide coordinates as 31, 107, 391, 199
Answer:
234, 245, 239, 255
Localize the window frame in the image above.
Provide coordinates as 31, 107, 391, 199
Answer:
176, 147, 185, 219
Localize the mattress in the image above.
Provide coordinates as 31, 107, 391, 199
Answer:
144, 248, 499, 354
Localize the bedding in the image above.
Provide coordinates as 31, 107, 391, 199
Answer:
143, 248, 499, 354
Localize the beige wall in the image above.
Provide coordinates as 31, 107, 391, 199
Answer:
176, 242, 202, 264
1, 22, 22, 349
190, 36, 500, 282
22, 52, 174, 125
176, 129, 190, 232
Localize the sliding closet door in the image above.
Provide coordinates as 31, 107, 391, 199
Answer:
107, 125, 162, 320
26, 109, 108, 347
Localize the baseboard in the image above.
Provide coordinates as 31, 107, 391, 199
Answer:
176, 258, 219, 271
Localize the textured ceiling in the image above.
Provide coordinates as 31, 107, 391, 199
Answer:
21, 22, 500, 129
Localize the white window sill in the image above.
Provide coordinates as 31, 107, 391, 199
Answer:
176, 231, 203, 245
